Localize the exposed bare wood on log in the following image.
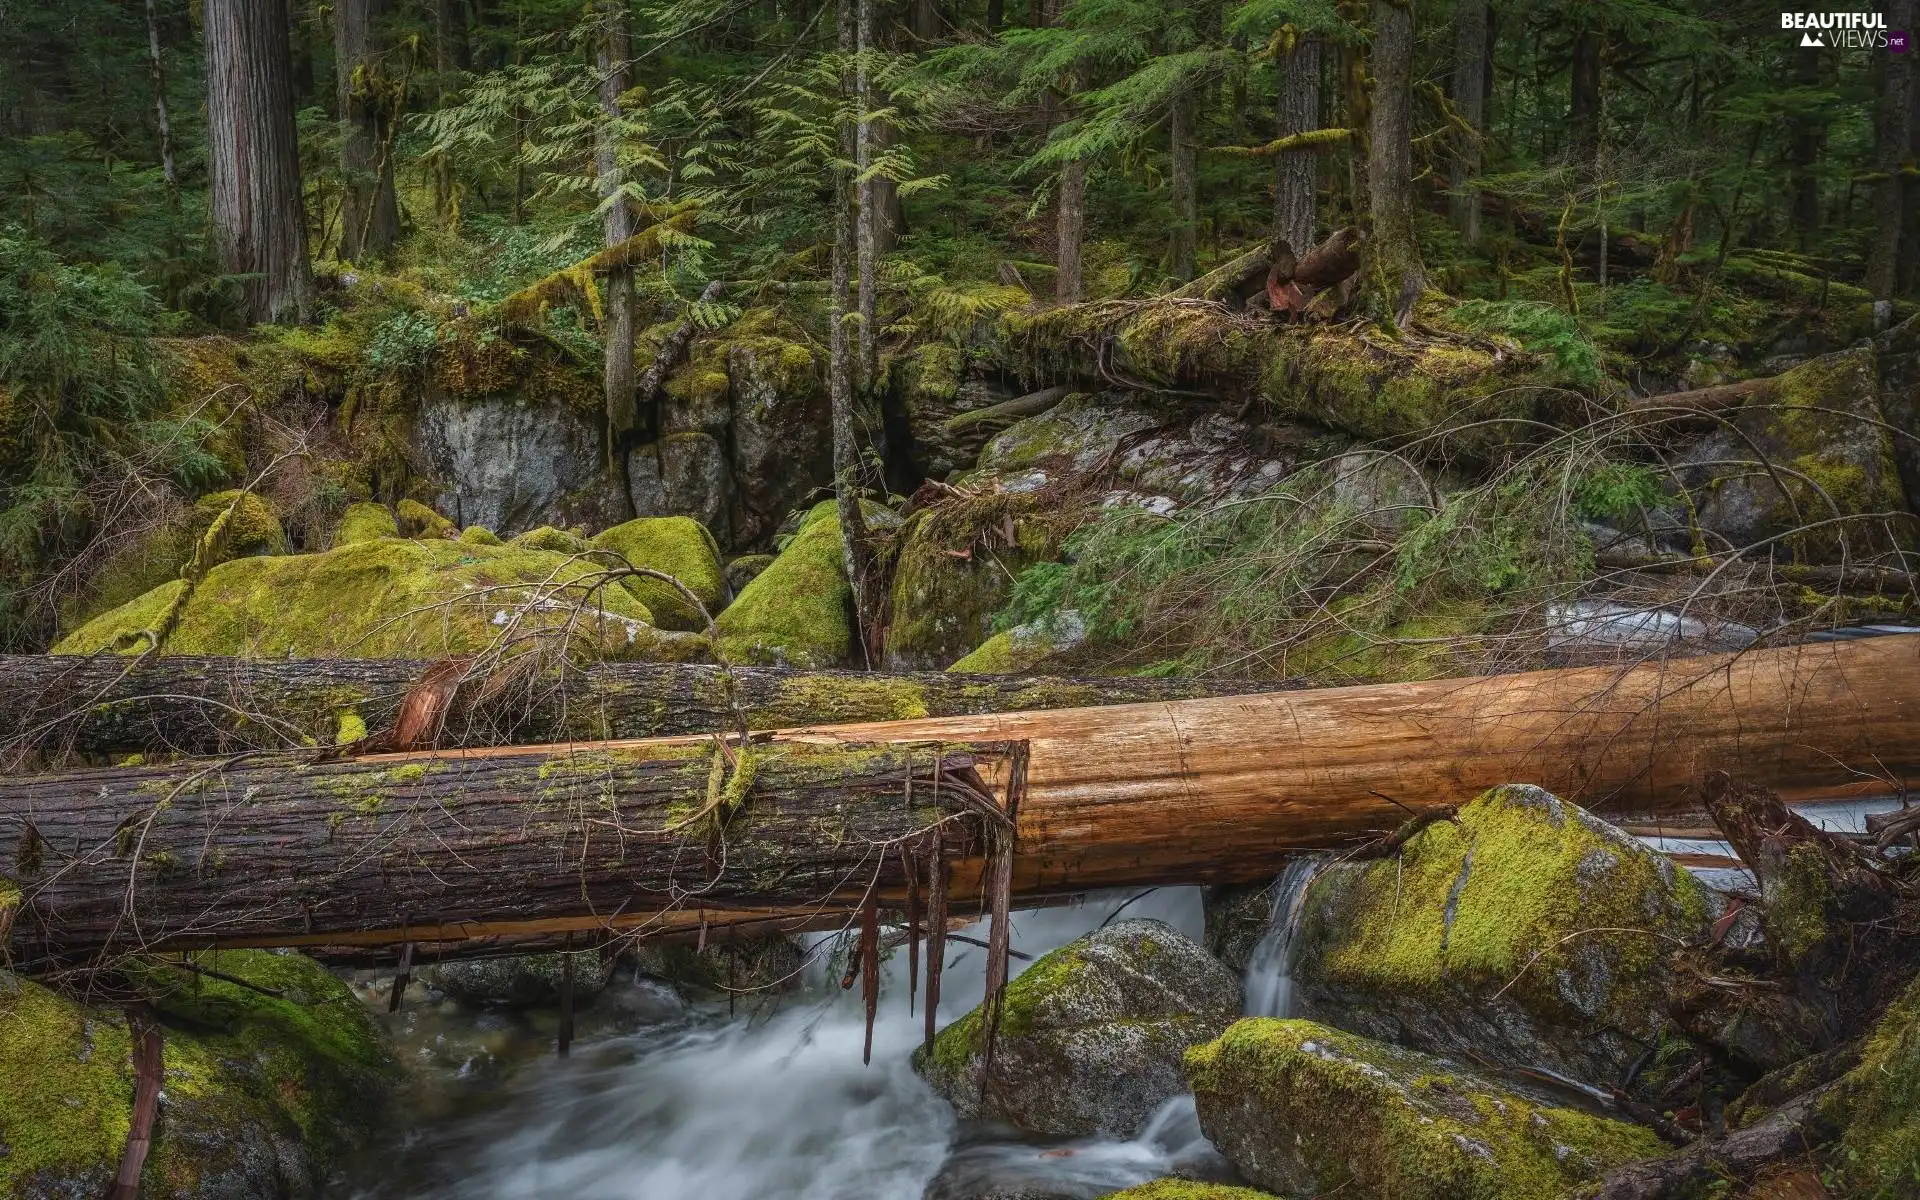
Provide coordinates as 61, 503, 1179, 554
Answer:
5, 639, 1917, 969
1, 740, 1013, 971
1624, 375, 1778, 415
0, 655, 1280, 764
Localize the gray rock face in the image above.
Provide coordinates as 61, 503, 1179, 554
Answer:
423, 951, 613, 1008
728, 343, 832, 547
916, 919, 1243, 1139
628, 432, 731, 539
1201, 883, 1276, 975
414, 392, 628, 537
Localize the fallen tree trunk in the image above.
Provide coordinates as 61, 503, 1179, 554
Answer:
5, 636, 1917, 964
1, 739, 1013, 970
0, 654, 1282, 762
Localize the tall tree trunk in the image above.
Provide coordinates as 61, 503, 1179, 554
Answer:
855, 0, 878, 390
335, 0, 400, 263
1274, 35, 1321, 252
205, 0, 313, 325
595, 1, 639, 444
986, 0, 1004, 34
909, 0, 940, 41
1865, 0, 1916, 318
1367, 0, 1424, 324
835, 0, 875, 663
142, 0, 177, 200
1788, 50, 1824, 249
1056, 157, 1087, 303
1902, 64, 1920, 298
1169, 86, 1198, 282
1446, 5, 1485, 245
1568, 27, 1602, 163
432, 0, 462, 222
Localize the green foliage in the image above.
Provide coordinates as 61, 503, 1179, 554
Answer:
1571, 462, 1663, 521
363, 310, 444, 374
1447, 299, 1603, 387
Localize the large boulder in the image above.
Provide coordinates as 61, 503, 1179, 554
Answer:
627, 432, 731, 540
883, 490, 1066, 671
1673, 343, 1908, 561
719, 311, 833, 548
53, 536, 679, 661
414, 393, 628, 537
0, 952, 392, 1200
591, 515, 727, 631
1186, 1018, 1665, 1199
189, 490, 287, 561
714, 500, 884, 668
1290, 784, 1711, 1088
915, 919, 1242, 1139
893, 343, 1028, 481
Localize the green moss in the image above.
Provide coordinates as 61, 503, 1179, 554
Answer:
756, 675, 932, 726
334, 711, 368, 745
190, 490, 286, 562
330, 501, 399, 548
1096, 1184, 1280, 1200
591, 516, 726, 631
1764, 346, 1904, 558
927, 944, 1093, 1072
510, 525, 590, 555
884, 489, 1067, 670
1825, 976, 1920, 1196
1186, 1019, 1665, 1199
1285, 598, 1493, 685
395, 499, 456, 539
458, 524, 503, 546
0, 972, 134, 1192
1767, 841, 1834, 965
52, 536, 660, 660
1301, 784, 1707, 1044
714, 500, 856, 668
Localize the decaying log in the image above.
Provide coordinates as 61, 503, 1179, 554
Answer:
1624, 374, 1778, 416
941, 385, 1071, 433
1, 739, 1014, 970
1588, 1083, 1841, 1200
0, 654, 1283, 762
4, 637, 1917, 967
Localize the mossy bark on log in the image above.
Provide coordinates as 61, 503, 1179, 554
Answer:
0, 654, 1285, 761
1, 739, 1011, 969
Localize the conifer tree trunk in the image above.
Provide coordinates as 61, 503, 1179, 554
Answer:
1366, 0, 1423, 324
335, 0, 400, 262
142, 0, 177, 200
1446, 6, 1484, 246
986, 0, 1004, 33
1865, 0, 1916, 316
1056, 156, 1087, 303
1273, 35, 1321, 252
595, 1, 639, 442
1902, 69, 1920, 297
1569, 27, 1602, 162
834, 0, 875, 663
1788, 51, 1824, 248
1169, 86, 1198, 282
909, 0, 940, 41
204, 0, 313, 325
855, 0, 878, 389
433, 0, 463, 221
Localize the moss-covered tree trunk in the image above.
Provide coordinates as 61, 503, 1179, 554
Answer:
334, 0, 399, 262
2, 740, 1008, 969
204, 0, 312, 324
1365, 0, 1424, 324
595, 0, 639, 441
1446, 6, 1484, 246
1274, 34, 1322, 253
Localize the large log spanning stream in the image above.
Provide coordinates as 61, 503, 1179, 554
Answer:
3, 636, 1917, 968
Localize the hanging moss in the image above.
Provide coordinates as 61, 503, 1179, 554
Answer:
52, 536, 662, 659
330, 501, 398, 548
592, 516, 727, 631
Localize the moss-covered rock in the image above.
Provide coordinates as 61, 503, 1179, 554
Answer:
396, 498, 456, 539
591, 516, 726, 631
884, 490, 1066, 671
1291, 784, 1710, 1088
52, 536, 667, 660
1675, 344, 1908, 562
916, 919, 1242, 1138
189, 490, 286, 562
948, 613, 1086, 674
508, 524, 589, 555
724, 553, 775, 595
1823, 975, 1920, 1196
1186, 1018, 1666, 1199
0, 951, 393, 1200
330, 501, 398, 548
1096, 1184, 1281, 1200
713, 500, 856, 668
457, 524, 502, 546
421, 952, 613, 1008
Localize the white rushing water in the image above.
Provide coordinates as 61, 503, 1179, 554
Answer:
342, 888, 1220, 1200
1241, 856, 1324, 1019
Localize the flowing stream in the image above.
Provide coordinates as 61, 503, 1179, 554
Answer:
337, 888, 1239, 1200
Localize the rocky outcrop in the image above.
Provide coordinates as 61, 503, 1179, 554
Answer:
916, 919, 1242, 1139
628, 432, 730, 541
414, 392, 627, 538
713, 501, 872, 668
1290, 784, 1711, 1088
883, 489, 1066, 671
53, 535, 678, 660
0, 952, 392, 1200
1186, 1018, 1665, 1199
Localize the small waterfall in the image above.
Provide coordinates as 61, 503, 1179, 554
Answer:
1242, 856, 1324, 1018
